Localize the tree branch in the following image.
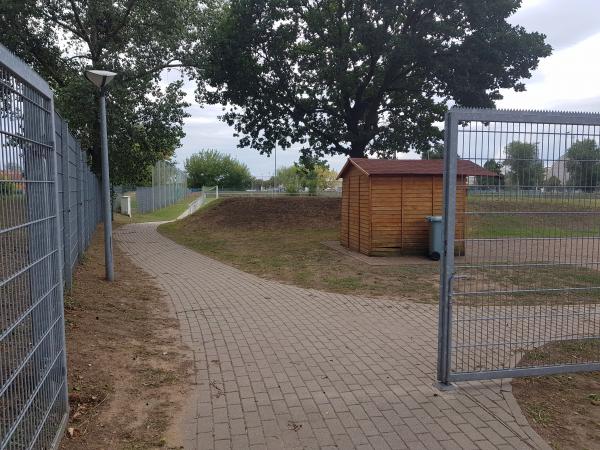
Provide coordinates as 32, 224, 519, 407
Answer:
41, 10, 87, 42
109, 0, 138, 39
68, 0, 91, 44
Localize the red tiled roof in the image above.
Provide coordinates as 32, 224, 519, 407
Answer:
337, 158, 499, 178
0, 170, 23, 179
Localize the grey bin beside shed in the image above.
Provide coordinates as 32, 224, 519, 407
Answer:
426, 216, 443, 261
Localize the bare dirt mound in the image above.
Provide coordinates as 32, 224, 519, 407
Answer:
185, 196, 341, 230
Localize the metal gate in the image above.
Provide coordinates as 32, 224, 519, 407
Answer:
0, 46, 68, 447
438, 108, 600, 383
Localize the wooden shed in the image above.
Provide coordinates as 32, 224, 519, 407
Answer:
338, 158, 495, 256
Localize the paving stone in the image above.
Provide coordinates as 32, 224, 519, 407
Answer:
116, 224, 550, 450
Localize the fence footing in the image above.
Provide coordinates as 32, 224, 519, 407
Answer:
434, 381, 458, 392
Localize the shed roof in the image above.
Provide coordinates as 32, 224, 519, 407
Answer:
337, 158, 498, 178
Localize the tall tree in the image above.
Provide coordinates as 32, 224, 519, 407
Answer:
504, 142, 545, 189
544, 175, 561, 192
197, 0, 551, 159
276, 161, 338, 194
276, 166, 302, 193
185, 149, 253, 190
0, 0, 204, 185
293, 155, 333, 194
565, 139, 600, 192
421, 143, 445, 160
477, 159, 503, 188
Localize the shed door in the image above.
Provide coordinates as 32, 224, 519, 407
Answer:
401, 175, 434, 251
370, 176, 403, 251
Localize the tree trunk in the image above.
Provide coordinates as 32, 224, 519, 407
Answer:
348, 143, 367, 158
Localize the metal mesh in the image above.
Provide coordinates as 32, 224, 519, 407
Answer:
135, 160, 188, 214
1, 45, 101, 448
0, 47, 68, 448
55, 113, 101, 289
439, 108, 600, 382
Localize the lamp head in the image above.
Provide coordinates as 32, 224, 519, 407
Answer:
84, 69, 117, 89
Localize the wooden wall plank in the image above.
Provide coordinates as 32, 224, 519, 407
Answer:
342, 170, 467, 255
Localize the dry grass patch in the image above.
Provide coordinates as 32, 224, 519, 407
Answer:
159, 197, 439, 302
512, 340, 600, 450
468, 195, 600, 238
60, 224, 193, 450
159, 197, 599, 305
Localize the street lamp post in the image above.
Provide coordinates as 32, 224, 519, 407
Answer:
273, 142, 277, 196
84, 69, 117, 281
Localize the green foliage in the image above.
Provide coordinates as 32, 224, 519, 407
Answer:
185, 150, 252, 190
275, 157, 339, 194
0, 178, 17, 195
276, 166, 302, 193
544, 175, 562, 191
314, 166, 339, 192
197, 0, 551, 159
421, 143, 445, 160
295, 156, 338, 194
504, 142, 545, 188
1, 163, 23, 195
477, 159, 504, 188
484, 159, 503, 174
0, 0, 204, 185
565, 139, 600, 192
294, 155, 321, 194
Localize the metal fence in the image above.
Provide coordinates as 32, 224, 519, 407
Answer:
438, 108, 600, 384
136, 160, 188, 213
1, 44, 101, 448
55, 113, 102, 289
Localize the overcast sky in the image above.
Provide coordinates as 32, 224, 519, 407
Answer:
165, 0, 600, 177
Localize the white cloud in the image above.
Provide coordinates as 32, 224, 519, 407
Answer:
509, 0, 600, 50
498, 32, 600, 110
184, 116, 220, 125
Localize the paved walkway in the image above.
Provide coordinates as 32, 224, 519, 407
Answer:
115, 223, 549, 450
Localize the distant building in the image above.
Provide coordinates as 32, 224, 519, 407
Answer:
0, 170, 25, 193
545, 160, 569, 184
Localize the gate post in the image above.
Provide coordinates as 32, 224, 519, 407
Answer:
61, 119, 72, 290
437, 110, 459, 387
77, 143, 85, 258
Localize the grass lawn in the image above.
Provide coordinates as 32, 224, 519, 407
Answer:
159, 197, 440, 302
512, 339, 600, 450
158, 196, 600, 305
454, 264, 600, 305
116, 193, 200, 223
468, 194, 600, 238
